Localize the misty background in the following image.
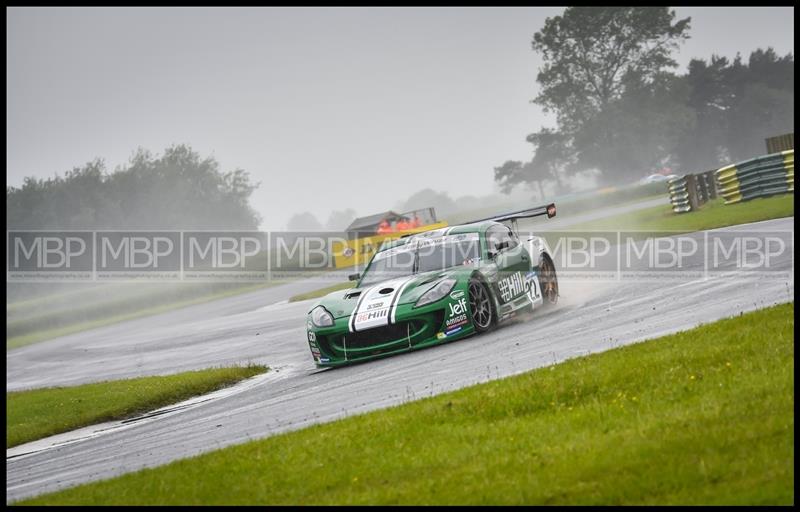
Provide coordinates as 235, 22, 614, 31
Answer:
6, 7, 795, 232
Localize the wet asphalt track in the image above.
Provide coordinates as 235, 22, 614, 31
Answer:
6, 216, 794, 502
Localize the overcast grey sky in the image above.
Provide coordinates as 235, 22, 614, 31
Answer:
6, 7, 794, 230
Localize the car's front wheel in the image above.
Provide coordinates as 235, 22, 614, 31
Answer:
468, 278, 494, 332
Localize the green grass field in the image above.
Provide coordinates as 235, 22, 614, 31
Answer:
563, 193, 793, 233
18, 302, 793, 505
7, 365, 267, 449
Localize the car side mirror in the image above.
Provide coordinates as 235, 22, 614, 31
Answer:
348, 273, 360, 281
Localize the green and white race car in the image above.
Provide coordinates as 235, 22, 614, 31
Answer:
306, 204, 559, 367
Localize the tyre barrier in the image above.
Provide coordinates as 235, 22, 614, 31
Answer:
715, 150, 794, 205
668, 171, 717, 213
668, 176, 691, 213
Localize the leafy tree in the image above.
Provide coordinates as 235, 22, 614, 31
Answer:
675, 55, 734, 172
525, 128, 573, 191
746, 47, 794, 92
6, 145, 261, 230
532, 7, 691, 132
573, 71, 695, 182
723, 49, 794, 161
493, 131, 567, 196
494, 5, 793, 193
494, 160, 526, 194
675, 48, 794, 170
493, 6, 693, 191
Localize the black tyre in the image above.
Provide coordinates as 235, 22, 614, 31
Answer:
539, 254, 559, 305
468, 278, 494, 332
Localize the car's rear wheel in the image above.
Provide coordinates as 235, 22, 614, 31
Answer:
539, 254, 559, 305
468, 278, 493, 332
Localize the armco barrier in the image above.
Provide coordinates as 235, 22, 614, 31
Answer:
715, 150, 794, 205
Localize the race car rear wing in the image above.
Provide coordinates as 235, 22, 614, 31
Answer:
399, 202, 556, 239
463, 203, 556, 225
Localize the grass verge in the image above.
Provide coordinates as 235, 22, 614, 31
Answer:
19, 302, 793, 505
562, 193, 793, 233
7, 364, 268, 449
288, 281, 354, 303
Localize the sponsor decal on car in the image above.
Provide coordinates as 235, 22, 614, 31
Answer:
448, 296, 467, 316
446, 314, 468, 328
356, 308, 388, 323
449, 289, 465, 300
525, 270, 543, 305
498, 271, 526, 302
308, 331, 321, 357
443, 295, 470, 331
436, 324, 465, 339
445, 325, 463, 336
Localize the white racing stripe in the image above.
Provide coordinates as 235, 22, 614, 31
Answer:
390, 278, 415, 324
349, 276, 415, 332
349, 230, 474, 332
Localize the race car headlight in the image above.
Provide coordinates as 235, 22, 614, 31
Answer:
310, 306, 335, 327
415, 278, 457, 308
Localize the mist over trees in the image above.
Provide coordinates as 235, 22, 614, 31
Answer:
677, 48, 794, 167
324, 209, 357, 231
495, 6, 794, 194
6, 145, 261, 229
286, 212, 323, 231
398, 189, 458, 216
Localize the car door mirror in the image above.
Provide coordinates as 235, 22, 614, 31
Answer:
348, 273, 360, 281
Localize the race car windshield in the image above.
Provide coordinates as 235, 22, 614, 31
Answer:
416, 239, 480, 274
359, 249, 416, 286
360, 236, 480, 287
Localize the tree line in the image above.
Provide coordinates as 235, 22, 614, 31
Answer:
495, 7, 794, 195
6, 145, 261, 230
